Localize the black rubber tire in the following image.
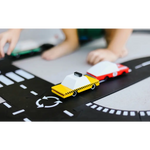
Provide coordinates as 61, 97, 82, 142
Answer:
91, 84, 96, 90
72, 91, 77, 97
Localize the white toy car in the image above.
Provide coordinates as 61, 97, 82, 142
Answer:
87, 61, 129, 81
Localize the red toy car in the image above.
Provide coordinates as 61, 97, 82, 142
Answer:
87, 61, 129, 81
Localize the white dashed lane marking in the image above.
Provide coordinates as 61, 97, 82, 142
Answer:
86, 102, 92, 106
12, 109, 25, 116
20, 84, 27, 89
30, 91, 38, 96
23, 118, 31, 122
3, 102, 12, 108
63, 110, 74, 117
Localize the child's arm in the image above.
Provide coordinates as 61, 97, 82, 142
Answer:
87, 29, 133, 65
107, 29, 133, 56
0, 29, 21, 58
42, 29, 79, 60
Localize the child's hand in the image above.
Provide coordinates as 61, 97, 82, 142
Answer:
0, 29, 21, 58
42, 47, 61, 60
86, 49, 119, 65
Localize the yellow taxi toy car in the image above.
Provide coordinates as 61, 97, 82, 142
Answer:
51, 72, 100, 98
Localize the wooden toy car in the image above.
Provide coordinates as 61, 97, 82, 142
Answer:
11, 40, 41, 58
87, 61, 129, 81
51, 72, 100, 98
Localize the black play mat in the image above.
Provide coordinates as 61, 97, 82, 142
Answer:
1, 53, 150, 121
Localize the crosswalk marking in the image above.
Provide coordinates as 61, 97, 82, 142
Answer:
130, 111, 135, 116
0, 75, 14, 85
102, 108, 109, 113
96, 106, 103, 111
91, 105, 97, 109
6, 72, 24, 82
0, 70, 35, 88
15, 69, 34, 79
109, 109, 115, 114
116, 110, 121, 115
123, 111, 128, 116
146, 111, 150, 116
86, 102, 92, 106
140, 111, 145, 116
86, 104, 139, 117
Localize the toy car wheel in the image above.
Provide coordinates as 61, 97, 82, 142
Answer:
122, 72, 126, 75
15, 54, 20, 58
30, 51, 34, 55
91, 84, 96, 90
72, 91, 77, 97
104, 76, 109, 81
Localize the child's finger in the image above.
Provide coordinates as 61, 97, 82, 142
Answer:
87, 51, 100, 65
87, 52, 94, 64
7, 40, 16, 55
93, 56, 102, 65
0, 38, 7, 57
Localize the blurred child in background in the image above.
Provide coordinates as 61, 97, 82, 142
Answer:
0, 29, 132, 65
76, 29, 133, 65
